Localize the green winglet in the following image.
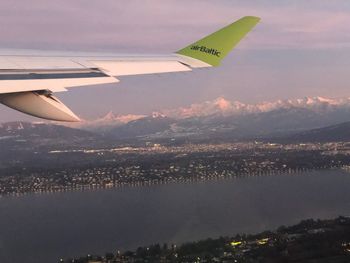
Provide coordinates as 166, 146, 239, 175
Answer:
176, 16, 260, 67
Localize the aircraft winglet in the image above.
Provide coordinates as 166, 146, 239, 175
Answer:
176, 16, 260, 67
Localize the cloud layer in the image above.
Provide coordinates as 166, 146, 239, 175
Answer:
1, 0, 350, 51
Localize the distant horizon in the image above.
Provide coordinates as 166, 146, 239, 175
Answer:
2, 94, 350, 125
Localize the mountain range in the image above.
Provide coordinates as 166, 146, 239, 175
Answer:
2, 96, 350, 145
71, 96, 350, 128
276, 121, 350, 143
160, 96, 348, 118
65, 96, 350, 141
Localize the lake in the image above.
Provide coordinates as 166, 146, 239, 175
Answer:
1, 169, 350, 263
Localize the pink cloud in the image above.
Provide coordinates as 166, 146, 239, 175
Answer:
0, 0, 349, 52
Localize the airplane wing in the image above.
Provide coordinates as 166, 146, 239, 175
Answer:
0, 16, 260, 122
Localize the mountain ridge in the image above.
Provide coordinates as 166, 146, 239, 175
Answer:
273, 121, 350, 143
3, 95, 350, 143
65, 96, 350, 131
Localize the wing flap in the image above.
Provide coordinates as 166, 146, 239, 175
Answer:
2, 56, 86, 70
0, 76, 118, 94
89, 60, 192, 76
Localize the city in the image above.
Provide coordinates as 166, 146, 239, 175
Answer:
1, 141, 350, 196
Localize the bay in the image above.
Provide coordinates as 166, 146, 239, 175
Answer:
1, 169, 350, 263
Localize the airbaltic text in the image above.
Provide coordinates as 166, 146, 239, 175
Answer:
190, 46, 221, 57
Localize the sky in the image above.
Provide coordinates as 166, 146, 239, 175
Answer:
1, 0, 350, 121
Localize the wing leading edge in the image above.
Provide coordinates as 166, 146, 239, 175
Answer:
0, 16, 260, 122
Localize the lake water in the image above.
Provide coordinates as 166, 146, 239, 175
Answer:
1, 169, 350, 263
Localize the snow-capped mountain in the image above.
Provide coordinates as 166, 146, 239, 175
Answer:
3, 95, 350, 144
62, 96, 350, 133
65, 111, 146, 132
162, 96, 350, 119
11, 96, 350, 142
98, 111, 146, 124
103, 96, 350, 140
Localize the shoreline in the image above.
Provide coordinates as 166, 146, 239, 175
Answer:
1, 166, 348, 198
